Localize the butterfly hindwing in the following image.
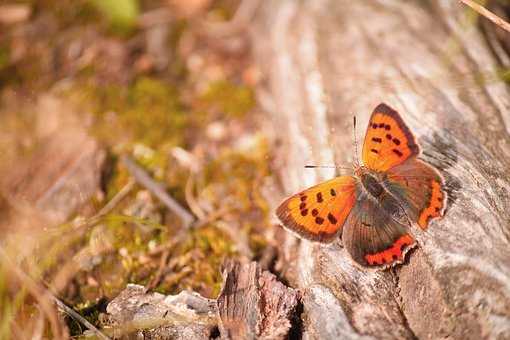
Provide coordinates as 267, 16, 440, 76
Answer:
384, 158, 446, 229
362, 103, 419, 172
276, 176, 357, 242
342, 192, 417, 268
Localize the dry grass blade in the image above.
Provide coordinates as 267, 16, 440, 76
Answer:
52, 297, 111, 340
97, 178, 136, 216
121, 155, 195, 227
146, 249, 170, 291
460, 0, 510, 33
0, 248, 67, 339
1, 248, 111, 339
185, 176, 206, 220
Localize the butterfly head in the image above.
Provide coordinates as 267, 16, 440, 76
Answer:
353, 164, 368, 178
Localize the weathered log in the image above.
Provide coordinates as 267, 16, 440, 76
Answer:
105, 261, 299, 339
252, 1, 510, 339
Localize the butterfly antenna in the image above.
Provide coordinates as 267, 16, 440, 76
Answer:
304, 165, 352, 170
353, 115, 360, 167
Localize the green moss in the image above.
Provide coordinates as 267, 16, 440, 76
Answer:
0, 47, 9, 71
89, 0, 139, 34
200, 80, 255, 118
497, 67, 510, 84
125, 77, 187, 147
166, 225, 236, 298
202, 136, 270, 213
74, 77, 187, 149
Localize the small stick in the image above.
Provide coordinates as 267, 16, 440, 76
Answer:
68, 179, 135, 232
460, 0, 510, 33
146, 249, 170, 291
191, 206, 234, 229
52, 297, 111, 340
185, 176, 206, 220
97, 178, 135, 216
121, 155, 195, 228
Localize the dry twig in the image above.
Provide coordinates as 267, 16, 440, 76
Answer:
146, 249, 171, 291
460, 0, 510, 33
52, 297, 111, 340
97, 179, 135, 216
185, 176, 206, 220
121, 155, 195, 228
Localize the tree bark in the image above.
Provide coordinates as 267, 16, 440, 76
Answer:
252, 1, 510, 339
216, 260, 299, 340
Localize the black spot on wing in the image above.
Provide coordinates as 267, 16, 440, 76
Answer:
327, 213, 337, 224
316, 192, 323, 203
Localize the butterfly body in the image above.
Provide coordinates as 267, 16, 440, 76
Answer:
276, 103, 447, 269
356, 167, 409, 227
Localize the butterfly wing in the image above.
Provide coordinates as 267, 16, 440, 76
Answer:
383, 158, 446, 230
276, 176, 357, 243
362, 103, 419, 172
363, 103, 446, 230
342, 192, 417, 268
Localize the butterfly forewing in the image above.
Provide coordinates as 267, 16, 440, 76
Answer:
276, 176, 357, 243
362, 103, 419, 172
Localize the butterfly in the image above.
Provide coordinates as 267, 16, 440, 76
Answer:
276, 103, 447, 269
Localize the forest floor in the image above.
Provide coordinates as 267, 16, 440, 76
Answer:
0, 1, 279, 338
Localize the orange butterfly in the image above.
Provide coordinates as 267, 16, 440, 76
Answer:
276, 103, 447, 269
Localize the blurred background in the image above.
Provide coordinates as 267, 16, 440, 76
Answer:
0, 0, 275, 338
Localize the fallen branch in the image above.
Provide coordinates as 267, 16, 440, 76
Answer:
121, 155, 195, 228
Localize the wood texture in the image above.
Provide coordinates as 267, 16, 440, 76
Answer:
105, 284, 219, 339
252, 1, 510, 339
216, 260, 300, 340
105, 262, 299, 339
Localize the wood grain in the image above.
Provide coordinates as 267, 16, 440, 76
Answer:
217, 260, 300, 340
252, 1, 510, 339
